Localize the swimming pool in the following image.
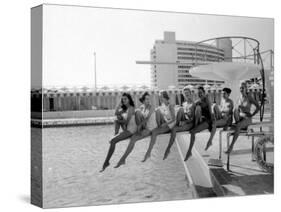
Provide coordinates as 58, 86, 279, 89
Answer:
35, 125, 193, 208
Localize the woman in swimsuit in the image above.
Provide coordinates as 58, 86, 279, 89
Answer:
204, 87, 234, 151
142, 90, 176, 162
114, 98, 128, 135
100, 93, 137, 172
163, 86, 195, 160
114, 92, 158, 168
225, 82, 260, 154
184, 86, 215, 161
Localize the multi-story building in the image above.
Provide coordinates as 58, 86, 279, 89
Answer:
150, 32, 232, 89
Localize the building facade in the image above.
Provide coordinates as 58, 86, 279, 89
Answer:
150, 32, 232, 89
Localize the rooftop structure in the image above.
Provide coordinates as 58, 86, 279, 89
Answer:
150, 32, 232, 89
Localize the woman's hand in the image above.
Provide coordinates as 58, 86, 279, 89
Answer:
116, 114, 123, 120
117, 102, 123, 109
179, 121, 185, 127
161, 123, 168, 128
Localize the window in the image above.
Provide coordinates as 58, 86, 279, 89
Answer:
178, 65, 191, 69
178, 70, 189, 74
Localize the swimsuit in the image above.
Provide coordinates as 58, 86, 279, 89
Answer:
182, 101, 195, 121
238, 95, 252, 118
219, 99, 233, 125
197, 97, 212, 131
237, 95, 253, 124
159, 103, 176, 129
125, 108, 137, 134
140, 106, 157, 131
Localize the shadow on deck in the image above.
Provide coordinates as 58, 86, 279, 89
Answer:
210, 167, 273, 196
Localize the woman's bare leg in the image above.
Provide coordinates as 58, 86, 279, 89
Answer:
225, 118, 251, 154
194, 106, 202, 127
135, 110, 143, 125
205, 124, 216, 151
205, 118, 228, 151
100, 131, 132, 172
233, 108, 240, 123
185, 122, 209, 161
176, 108, 185, 125
163, 123, 193, 160
114, 120, 121, 135
135, 110, 144, 133
213, 104, 221, 120
142, 126, 170, 162
114, 130, 151, 168
155, 109, 162, 127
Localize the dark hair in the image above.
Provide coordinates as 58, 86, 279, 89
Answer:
121, 92, 135, 110
198, 86, 205, 93
222, 87, 232, 94
139, 92, 150, 103
160, 90, 169, 100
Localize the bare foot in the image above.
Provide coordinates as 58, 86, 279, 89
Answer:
141, 153, 151, 162
184, 152, 192, 161
204, 141, 213, 151
163, 149, 170, 160
99, 162, 110, 172
114, 160, 126, 168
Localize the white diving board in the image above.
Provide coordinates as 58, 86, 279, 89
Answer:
157, 132, 225, 197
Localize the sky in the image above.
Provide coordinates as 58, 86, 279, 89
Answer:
41, 4, 274, 87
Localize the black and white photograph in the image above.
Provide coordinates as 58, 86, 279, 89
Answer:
30, 3, 274, 209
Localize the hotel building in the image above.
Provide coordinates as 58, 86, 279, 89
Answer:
150, 32, 232, 89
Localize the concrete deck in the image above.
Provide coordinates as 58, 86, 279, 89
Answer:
193, 130, 273, 196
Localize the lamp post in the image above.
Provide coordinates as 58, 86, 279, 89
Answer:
94, 52, 97, 90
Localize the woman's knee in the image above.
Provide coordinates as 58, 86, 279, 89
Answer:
135, 110, 142, 117
110, 138, 118, 145
212, 104, 219, 114
151, 129, 159, 137
235, 122, 243, 131
135, 111, 143, 123
178, 107, 184, 114
176, 108, 184, 120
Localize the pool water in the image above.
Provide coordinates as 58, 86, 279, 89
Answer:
38, 125, 193, 208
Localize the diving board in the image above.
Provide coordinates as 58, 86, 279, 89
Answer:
174, 132, 225, 197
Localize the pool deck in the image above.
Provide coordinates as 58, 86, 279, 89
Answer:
31, 116, 115, 127
31, 113, 273, 198
193, 130, 273, 197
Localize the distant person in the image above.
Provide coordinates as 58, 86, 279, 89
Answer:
142, 90, 176, 162
225, 82, 260, 154
100, 93, 137, 172
204, 87, 234, 151
163, 86, 195, 160
114, 92, 158, 168
184, 86, 215, 161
